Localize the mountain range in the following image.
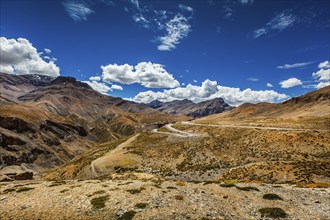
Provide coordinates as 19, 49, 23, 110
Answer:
0, 72, 329, 181
0, 72, 186, 176
147, 98, 232, 118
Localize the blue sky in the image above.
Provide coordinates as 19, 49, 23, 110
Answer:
0, 0, 329, 105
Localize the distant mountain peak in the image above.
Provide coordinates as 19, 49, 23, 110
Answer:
50, 76, 91, 89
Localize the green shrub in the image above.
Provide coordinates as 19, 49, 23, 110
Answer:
223, 179, 237, 185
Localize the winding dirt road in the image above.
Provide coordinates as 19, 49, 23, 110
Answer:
152, 123, 202, 138
182, 121, 330, 132
152, 121, 329, 138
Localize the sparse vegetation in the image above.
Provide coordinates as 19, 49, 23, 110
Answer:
60, 189, 70, 193
16, 187, 35, 193
88, 190, 106, 197
259, 207, 287, 218
263, 193, 283, 200
3, 188, 15, 193
236, 186, 259, 191
220, 183, 236, 188
118, 210, 136, 220
48, 180, 66, 187
174, 195, 184, 200
126, 187, 145, 194
90, 195, 109, 210
135, 203, 148, 209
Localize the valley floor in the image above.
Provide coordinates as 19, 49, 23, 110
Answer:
0, 179, 329, 220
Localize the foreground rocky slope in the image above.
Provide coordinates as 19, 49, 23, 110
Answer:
147, 98, 232, 118
0, 178, 329, 219
0, 72, 185, 177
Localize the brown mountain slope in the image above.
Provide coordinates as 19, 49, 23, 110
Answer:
195, 86, 330, 129
0, 72, 186, 177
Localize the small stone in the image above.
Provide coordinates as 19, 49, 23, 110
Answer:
155, 201, 161, 208
21, 204, 29, 209
116, 209, 124, 217
223, 195, 228, 199
0, 196, 7, 201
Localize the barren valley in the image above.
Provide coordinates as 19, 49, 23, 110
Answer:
0, 73, 329, 219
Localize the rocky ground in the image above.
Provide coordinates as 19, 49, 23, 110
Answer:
0, 177, 329, 220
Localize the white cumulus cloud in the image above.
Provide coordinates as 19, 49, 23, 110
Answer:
313, 68, 330, 81
267, 83, 273, 87
129, 79, 288, 106
279, 77, 302, 88
101, 62, 180, 88
312, 60, 330, 84
0, 37, 60, 77
318, 61, 330, 69
316, 81, 330, 89
89, 76, 101, 81
83, 80, 123, 94
83, 80, 111, 94
110, 84, 123, 90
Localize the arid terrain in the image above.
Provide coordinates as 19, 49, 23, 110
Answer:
1, 73, 330, 219
1, 178, 329, 219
